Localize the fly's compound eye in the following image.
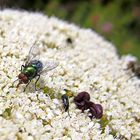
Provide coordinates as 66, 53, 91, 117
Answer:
18, 73, 29, 84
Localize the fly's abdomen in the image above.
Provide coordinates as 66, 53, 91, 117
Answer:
30, 60, 43, 73
23, 66, 37, 79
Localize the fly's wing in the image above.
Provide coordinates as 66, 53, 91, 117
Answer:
25, 41, 46, 66
24, 40, 58, 73
40, 60, 59, 75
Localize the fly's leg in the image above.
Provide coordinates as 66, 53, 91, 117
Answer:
34, 75, 40, 91
21, 65, 25, 71
23, 80, 31, 92
36, 76, 52, 100
64, 106, 71, 118
12, 78, 19, 86
67, 109, 71, 118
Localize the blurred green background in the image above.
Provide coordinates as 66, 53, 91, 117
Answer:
1, 0, 140, 60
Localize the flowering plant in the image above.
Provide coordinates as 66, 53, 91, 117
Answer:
0, 9, 139, 140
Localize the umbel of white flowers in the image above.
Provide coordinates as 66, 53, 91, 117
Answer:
0, 9, 139, 140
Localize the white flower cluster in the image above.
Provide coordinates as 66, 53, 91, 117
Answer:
0, 9, 139, 140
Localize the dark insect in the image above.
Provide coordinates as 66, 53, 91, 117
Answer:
66, 37, 73, 44
127, 61, 140, 78
15, 42, 58, 91
61, 94, 71, 117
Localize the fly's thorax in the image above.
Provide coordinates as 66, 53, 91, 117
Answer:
22, 66, 37, 79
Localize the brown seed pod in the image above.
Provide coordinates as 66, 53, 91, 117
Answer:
74, 92, 103, 119
74, 92, 90, 112
88, 104, 103, 119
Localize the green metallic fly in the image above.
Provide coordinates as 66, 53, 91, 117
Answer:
15, 42, 58, 91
